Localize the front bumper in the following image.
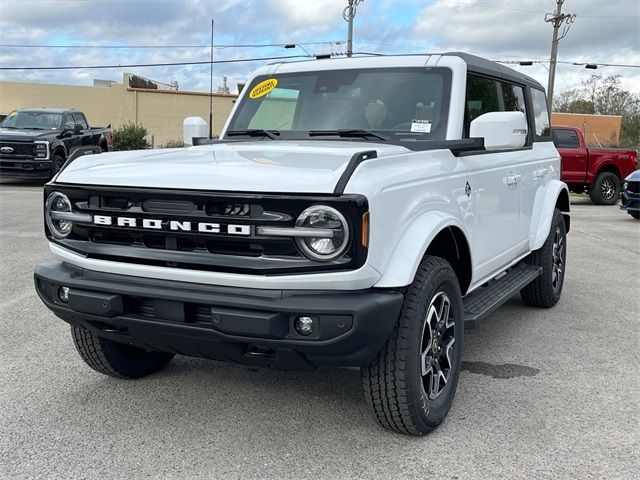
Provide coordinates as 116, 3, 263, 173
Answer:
0, 158, 51, 178
35, 261, 404, 370
620, 190, 640, 212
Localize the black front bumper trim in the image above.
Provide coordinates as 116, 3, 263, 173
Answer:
35, 261, 404, 370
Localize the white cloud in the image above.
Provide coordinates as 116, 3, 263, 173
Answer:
413, 0, 640, 93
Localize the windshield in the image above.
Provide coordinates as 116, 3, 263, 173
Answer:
0, 111, 62, 130
227, 67, 451, 141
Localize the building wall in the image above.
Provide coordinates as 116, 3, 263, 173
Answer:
551, 112, 622, 147
0, 76, 237, 146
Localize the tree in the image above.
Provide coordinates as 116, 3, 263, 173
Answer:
553, 74, 640, 150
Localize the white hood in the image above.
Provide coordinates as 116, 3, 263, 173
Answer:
55, 141, 409, 193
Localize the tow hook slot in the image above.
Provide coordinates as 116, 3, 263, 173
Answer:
245, 345, 275, 357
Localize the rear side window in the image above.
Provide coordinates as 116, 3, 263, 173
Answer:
553, 129, 580, 148
463, 75, 499, 136
530, 89, 551, 138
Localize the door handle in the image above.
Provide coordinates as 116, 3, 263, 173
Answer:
534, 168, 548, 179
506, 174, 522, 185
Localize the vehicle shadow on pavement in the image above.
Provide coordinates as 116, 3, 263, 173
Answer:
0, 178, 47, 187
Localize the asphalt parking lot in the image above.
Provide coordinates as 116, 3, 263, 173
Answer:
1, 181, 638, 480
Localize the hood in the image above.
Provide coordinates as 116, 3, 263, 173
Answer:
55, 140, 409, 194
0, 128, 58, 142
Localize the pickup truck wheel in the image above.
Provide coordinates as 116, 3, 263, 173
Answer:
49, 154, 65, 179
521, 208, 567, 308
589, 172, 620, 205
361, 256, 463, 435
71, 325, 174, 379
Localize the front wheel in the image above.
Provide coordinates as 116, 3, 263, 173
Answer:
361, 256, 464, 435
49, 154, 65, 179
71, 325, 174, 379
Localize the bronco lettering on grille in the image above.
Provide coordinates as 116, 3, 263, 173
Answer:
93, 215, 251, 235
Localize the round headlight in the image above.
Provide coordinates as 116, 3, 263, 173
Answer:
295, 205, 350, 261
45, 192, 73, 238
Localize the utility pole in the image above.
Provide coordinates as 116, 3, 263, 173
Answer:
209, 19, 214, 139
545, 1, 576, 113
344, 0, 364, 57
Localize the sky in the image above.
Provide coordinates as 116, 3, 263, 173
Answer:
0, 0, 639, 98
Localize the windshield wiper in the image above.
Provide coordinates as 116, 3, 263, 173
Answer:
226, 129, 280, 140
308, 129, 390, 142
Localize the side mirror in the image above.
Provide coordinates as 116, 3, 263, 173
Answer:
470, 111, 527, 151
61, 128, 73, 138
73, 124, 83, 135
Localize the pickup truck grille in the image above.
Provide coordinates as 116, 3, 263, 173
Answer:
0, 142, 34, 157
45, 185, 368, 275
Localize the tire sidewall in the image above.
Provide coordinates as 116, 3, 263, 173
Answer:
591, 172, 620, 205
406, 264, 464, 430
546, 210, 567, 303
50, 154, 65, 179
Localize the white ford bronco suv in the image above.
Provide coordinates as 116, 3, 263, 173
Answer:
35, 53, 569, 435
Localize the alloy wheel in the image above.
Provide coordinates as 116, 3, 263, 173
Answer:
420, 292, 456, 400
601, 178, 616, 201
552, 226, 565, 291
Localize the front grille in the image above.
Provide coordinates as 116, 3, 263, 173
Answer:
46, 185, 368, 275
0, 142, 34, 157
627, 181, 640, 194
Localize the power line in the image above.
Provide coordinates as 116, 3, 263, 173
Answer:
0, 54, 312, 71
498, 59, 640, 68
0, 41, 339, 49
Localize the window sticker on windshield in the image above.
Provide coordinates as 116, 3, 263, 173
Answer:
249, 78, 278, 99
411, 119, 431, 133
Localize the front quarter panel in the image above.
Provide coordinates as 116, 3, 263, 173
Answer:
345, 148, 473, 288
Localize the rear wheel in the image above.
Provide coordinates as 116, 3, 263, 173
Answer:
361, 256, 463, 435
71, 325, 174, 379
521, 208, 567, 308
589, 171, 620, 205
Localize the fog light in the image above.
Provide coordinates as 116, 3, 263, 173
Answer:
295, 316, 314, 336
58, 286, 69, 303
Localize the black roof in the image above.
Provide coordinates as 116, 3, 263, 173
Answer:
16, 108, 77, 114
442, 52, 544, 89
272, 52, 545, 91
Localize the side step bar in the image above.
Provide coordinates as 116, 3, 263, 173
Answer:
463, 263, 542, 329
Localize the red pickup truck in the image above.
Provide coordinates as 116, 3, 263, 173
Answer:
552, 126, 637, 205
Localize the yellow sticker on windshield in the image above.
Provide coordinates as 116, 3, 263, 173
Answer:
249, 78, 278, 99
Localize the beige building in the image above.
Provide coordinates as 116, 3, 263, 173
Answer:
551, 112, 622, 147
0, 74, 238, 146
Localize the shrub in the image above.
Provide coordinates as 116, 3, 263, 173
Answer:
161, 139, 185, 148
112, 123, 150, 151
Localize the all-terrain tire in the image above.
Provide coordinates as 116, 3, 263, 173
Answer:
361, 256, 464, 436
589, 171, 620, 205
71, 325, 174, 379
521, 208, 567, 308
